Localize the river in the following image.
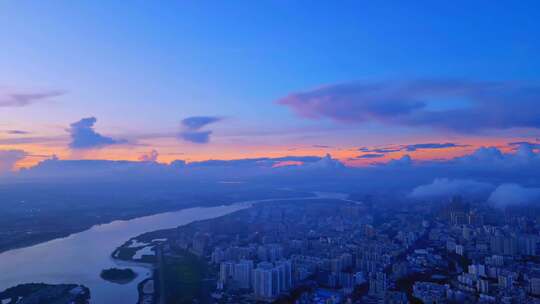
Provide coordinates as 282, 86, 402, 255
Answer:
0, 193, 349, 303
0, 202, 253, 303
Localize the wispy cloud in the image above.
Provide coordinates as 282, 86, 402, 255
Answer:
0, 88, 64, 107
404, 142, 468, 151
313, 145, 331, 148
359, 142, 467, 155
355, 153, 385, 159
4, 130, 30, 135
359, 146, 401, 153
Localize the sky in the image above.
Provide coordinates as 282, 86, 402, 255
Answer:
1, 1, 540, 171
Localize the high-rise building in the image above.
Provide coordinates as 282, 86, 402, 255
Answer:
275, 260, 292, 291
219, 261, 235, 286
192, 232, 209, 256
519, 234, 538, 256
253, 261, 292, 301
253, 262, 278, 300
233, 259, 254, 289
530, 277, 540, 296
369, 272, 387, 297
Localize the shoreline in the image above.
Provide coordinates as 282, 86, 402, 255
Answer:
0, 204, 201, 255
0, 198, 289, 303
0, 192, 317, 255
108, 194, 357, 303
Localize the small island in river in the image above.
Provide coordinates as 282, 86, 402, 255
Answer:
100, 268, 137, 284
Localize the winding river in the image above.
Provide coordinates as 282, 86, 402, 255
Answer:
0, 202, 253, 303
0, 193, 348, 303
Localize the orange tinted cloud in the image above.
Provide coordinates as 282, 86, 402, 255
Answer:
1, 133, 534, 171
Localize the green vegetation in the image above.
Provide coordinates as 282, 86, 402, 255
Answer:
100, 268, 137, 284
163, 249, 213, 304
0, 283, 90, 304
113, 247, 139, 260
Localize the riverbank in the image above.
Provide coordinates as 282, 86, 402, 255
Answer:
0, 201, 260, 303
0, 189, 313, 255
0, 283, 90, 304
110, 195, 359, 303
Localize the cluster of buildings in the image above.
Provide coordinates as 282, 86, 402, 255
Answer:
161, 196, 540, 303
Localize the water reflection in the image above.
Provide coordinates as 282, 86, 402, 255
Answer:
0, 203, 251, 303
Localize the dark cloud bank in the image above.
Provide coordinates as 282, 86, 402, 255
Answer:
3, 144, 540, 208
356, 142, 469, 158
278, 79, 540, 132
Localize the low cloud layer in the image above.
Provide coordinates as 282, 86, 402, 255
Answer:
178, 116, 222, 144
0, 88, 64, 107
355, 153, 385, 159
68, 117, 125, 149
5, 130, 30, 135
278, 79, 540, 132
138, 150, 159, 162
489, 184, 540, 208
410, 178, 495, 200
359, 147, 402, 153
0, 150, 27, 174
405, 143, 467, 151
386, 155, 412, 166
509, 141, 540, 150
359, 142, 467, 156
5, 144, 540, 203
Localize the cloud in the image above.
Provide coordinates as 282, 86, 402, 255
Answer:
356, 153, 385, 159
456, 146, 505, 163
187, 155, 323, 168
454, 145, 540, 167
405, 142, 466, 151
410, 178, 494, 200
509, 141, 540, 150
359, 142, 467, 154
386, 155, 412, 166
179, 130, 213, 144
301, 154, 344, 170
313, 145, 331, 148
0, 89, 64, 107
6, 145, 540, 203
0, 150, 27, 174
178, 116, 222, 144
68, 117, 126, 149
139, 150, 159, 162
489, 183, 540, 208
359, 146, 401, 153
13, 155, 333, 181
0, 136, 63, 145
278, 79, 540, 132
181, 116, 221, 130
4, 130, 30, 135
